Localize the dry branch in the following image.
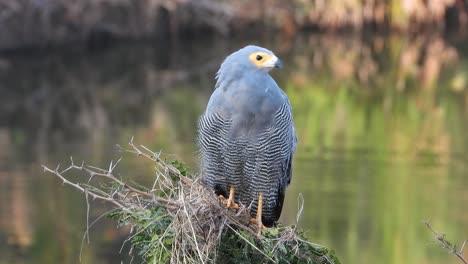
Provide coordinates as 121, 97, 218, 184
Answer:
424, 220, 467, 264
43, 139, 341, 264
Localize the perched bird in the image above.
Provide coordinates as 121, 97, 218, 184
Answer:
197, 45, 297, 232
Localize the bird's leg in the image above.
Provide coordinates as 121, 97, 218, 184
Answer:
250, 192, 267, 235
219, 186, 239, 209
226, 186, 239, 209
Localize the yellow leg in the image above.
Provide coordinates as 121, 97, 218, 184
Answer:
219, 186, 239, 209
226, 186, 239, 209
250, 192, 267, 235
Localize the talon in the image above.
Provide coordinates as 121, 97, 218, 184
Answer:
219, 195, 227, 201
226, 199, 239, 209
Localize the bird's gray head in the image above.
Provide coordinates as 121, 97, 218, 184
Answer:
215, 45, 283, 89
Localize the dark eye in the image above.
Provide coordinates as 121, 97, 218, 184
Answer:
256, 55, 263, 61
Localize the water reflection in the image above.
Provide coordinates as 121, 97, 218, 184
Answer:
0, 34, 467, 264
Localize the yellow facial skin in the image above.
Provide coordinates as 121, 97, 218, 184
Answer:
248, 52, 274, 68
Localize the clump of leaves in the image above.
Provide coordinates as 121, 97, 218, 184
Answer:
110, 207, 174, 262
170, 160, 189, 177
217, 226, 340, 264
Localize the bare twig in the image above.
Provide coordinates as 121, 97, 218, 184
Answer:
424, 220, 467, 264
42, 165, 127, 209
296, 193, 304, 224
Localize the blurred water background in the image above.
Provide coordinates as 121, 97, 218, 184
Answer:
1, 1, 468, 263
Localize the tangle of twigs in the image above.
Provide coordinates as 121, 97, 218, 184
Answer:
43, 138, 340, 264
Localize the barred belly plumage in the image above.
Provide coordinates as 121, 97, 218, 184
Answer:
198, 103, 294, 226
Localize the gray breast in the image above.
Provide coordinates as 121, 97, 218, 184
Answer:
206, 76, 283, 137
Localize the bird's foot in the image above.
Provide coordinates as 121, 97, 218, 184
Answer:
218, 195, 239, 209
226, 197, 239, 209
250, 217, 267, 235
219, 186, 239, 209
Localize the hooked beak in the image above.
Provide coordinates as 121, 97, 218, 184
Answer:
274, 58, 283, 68
264, 55, 284, 69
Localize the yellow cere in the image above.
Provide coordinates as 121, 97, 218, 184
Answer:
248, 52, 272, 68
